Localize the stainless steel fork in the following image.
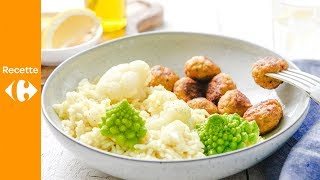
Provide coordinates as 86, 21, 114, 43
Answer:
266, 69, 320, 105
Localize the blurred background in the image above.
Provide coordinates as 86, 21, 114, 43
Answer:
41, 0, 320, 60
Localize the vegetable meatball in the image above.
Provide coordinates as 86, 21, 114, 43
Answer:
173, 77, 204, 102
252, 56, 289, 89
206, 73, 237, 104
217, 89, 252, 116
243, 99, 283, 135
187, 97, 218, 114
149, 65, 179, 91
184, 56, 221, 82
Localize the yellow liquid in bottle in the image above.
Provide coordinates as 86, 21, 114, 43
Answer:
86, 0, 127, 32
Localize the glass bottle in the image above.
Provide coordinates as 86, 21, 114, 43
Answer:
86, 0, 127, 32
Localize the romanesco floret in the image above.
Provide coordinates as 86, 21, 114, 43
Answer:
99, 100, 147, 148
197, 113, 259, 156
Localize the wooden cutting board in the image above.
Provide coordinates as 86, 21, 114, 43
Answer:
42, 0, 163, 85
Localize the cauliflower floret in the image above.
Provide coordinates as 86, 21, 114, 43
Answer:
160, 120, 204, 156
96, 60, 151, 102
146, 100, 193, 130
191, 109, 209, 126
161, 120, 190, 146
142, 85, 178, 115
139, 110, 150, 122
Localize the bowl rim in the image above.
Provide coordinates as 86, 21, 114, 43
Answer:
42, 31, 310, 163
41, 25, 103, 52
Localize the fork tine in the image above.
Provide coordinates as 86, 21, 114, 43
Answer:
288, 68, 320, 83
266, 73, 311, 92
278, 71, 318, 87
277, 72, 316, 88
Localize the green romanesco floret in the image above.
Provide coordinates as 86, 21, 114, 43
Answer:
99, 100, 147, 148
197, 113, 260, 156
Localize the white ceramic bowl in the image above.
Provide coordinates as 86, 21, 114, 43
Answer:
41, 25, 103, 66
42, 32, 310, 180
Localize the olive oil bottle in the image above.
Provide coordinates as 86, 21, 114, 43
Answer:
85, 0, 127, 32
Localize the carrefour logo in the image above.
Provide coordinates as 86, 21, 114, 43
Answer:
5, 80, 37, 102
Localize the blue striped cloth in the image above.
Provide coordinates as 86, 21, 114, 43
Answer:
256, 60, 320, 180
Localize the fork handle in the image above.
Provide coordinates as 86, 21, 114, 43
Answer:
309, 85, 320, 105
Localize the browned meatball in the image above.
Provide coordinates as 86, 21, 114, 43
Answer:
244, 99, 283, 135
184, 56, 221, 82
252, 56, 289, 89
217, 89, 252, 116
149, 65, 179, 91
173, 77, 204, 102
206, 73, 237, 104
187, 97, 218, 114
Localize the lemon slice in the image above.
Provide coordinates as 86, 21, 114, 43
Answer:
42, 9, 101, 49
41, 13, 56, 32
